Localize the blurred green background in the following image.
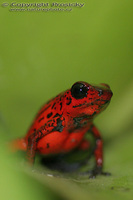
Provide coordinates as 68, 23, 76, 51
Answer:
0, 0, 133, 200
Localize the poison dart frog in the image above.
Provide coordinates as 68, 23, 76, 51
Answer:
11, 81, 113, 178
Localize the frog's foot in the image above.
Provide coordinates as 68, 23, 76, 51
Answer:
89, 166, 111, 178
80, 166, 111, 179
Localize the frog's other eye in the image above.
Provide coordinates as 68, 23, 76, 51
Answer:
71, 82, 89, 99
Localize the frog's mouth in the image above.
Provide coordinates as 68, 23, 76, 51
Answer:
92, 99, 111, 106
83, 99, 111, 109
87, 99, 111, 113
96, 100, 111, 111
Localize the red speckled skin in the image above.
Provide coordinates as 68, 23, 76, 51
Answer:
11, 81, 113, 177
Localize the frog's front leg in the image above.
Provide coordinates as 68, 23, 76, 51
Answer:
89, 124, 111, 178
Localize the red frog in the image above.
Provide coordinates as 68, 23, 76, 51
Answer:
11, 81, 113, 178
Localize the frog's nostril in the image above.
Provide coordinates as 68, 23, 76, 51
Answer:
98, 89, 103, 97
100, 83, 110, 89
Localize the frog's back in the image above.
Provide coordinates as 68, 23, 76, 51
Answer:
25, 92, 65, 140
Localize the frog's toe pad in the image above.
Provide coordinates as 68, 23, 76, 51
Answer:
89, 169, 111, 178
79, 168, 111, 179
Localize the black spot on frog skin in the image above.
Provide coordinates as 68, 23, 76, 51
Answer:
38, 117, 44, 123
92, 111, 96, 116
47, 112, 53, 118
52, 117, 64, 132
53, 113, 62, 118
68, 115, 90, 133
36, 104, 51, 118
73, 103, 85, 108
52, 102, 56, 109
47, 143, 50, 148
90, 93, 95, 96
60, 102, 62, 110
73, 115, 89, 126
66, 97, 72, 105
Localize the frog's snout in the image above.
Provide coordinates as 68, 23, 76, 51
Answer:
97, 85, 113, 101
99, 83, 113, 98
100, 83, 110, 89
98, 88, 113, 98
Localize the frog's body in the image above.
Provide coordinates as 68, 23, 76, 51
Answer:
11, 81, 113, 177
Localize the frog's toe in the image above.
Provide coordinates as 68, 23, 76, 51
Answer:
101, 171, 111, 176
89, 167, 111, 178
79, 166, 111, 179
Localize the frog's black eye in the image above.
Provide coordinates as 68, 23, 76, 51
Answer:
71, 82, 89, 99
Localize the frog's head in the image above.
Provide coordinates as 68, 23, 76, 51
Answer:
64, 81, 113, 118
